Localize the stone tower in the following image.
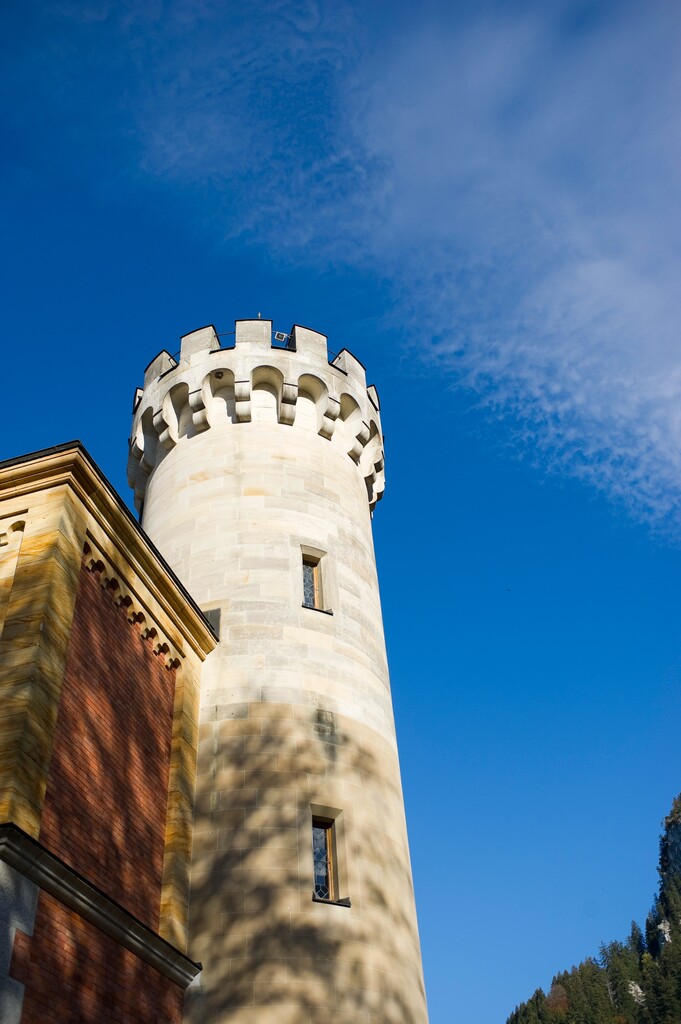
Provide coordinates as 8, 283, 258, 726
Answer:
128, 319, 428, 1024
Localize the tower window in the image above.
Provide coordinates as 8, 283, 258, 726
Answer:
300, 547, 333, 615
312, 817, 335, 901
302, 556, 321, 609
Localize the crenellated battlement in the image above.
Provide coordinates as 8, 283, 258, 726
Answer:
128, 318, 385, 513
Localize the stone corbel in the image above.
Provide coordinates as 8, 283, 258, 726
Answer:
318, 396, 340, 440
82, 541, 183, 671
154, 403, 176, 453
348, 421, 370, 463
365, 459, 385, 503
368, 468, 386, 511
189, 388, 210, 433
234, 380, 251, 422
126, 440, 143, 490
153, 640, 182, 671
279, 382, 298, 426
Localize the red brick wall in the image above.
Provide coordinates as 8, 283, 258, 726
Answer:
10, 891, 183, 1024
39, 564, 177, 930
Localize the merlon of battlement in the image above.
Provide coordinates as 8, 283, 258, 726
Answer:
332, 349, 366, 388
149, 320, 367, 380
180, 324, 220, 360
144, 350, 176, 388
288, 324, 328, 362
235, 318, 272, 351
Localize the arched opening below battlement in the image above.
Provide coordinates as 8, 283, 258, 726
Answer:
296, 374, 328, 434
339, 393, 361, 424
168, 382, 193, 440
251, 366, 284, 424
331, 393, 363, 458
206, 369, 237, 425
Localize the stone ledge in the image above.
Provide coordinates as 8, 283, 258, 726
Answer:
0, 823, 201, 988
312, 893, 351, 908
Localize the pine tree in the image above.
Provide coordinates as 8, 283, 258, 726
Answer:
505, 793, 681, 1024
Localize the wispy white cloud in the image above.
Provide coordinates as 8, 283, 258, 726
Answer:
344, 3, 681, 530
356, 2, 679, 528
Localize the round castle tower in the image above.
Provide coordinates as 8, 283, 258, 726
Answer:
128, 319, 428, 1024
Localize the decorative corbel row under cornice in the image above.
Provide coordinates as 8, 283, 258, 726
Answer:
82, 537, 183, 670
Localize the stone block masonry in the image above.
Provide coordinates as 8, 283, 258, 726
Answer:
131, 319, 429, 1024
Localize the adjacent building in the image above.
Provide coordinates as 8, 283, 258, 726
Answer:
0, 444, 215, 1023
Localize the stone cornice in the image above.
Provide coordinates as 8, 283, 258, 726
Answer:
0, 442, 216, 663
0, 823, 201, 988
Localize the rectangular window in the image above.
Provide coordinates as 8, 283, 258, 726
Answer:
312, 817, 335, 901
302, 556, 321, 610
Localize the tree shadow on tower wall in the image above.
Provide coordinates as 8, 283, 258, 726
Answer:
186, 698, 428, 1024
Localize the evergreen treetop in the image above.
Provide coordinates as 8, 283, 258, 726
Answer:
506, 795, 681, 1024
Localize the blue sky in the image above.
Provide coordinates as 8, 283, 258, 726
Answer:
3, 1, 681, 1020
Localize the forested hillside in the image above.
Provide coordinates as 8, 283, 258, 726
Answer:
507, 796, 681, 1023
